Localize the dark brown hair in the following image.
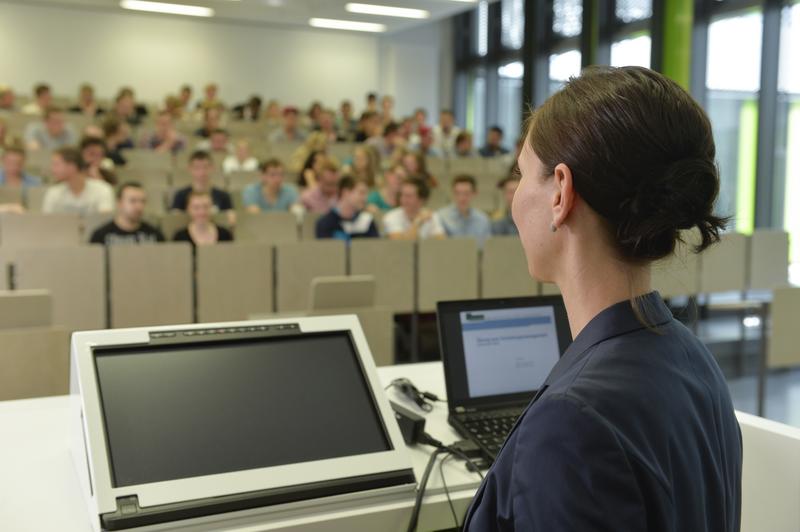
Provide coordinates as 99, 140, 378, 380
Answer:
527, 66, 727, 262
259, 158, 284, 173
452, 174, 477, 191
55, 147, 86, 171
402, 176, 430, 201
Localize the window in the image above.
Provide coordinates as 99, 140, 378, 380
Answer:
475, 1, 489, 57
501, 0, 525, 50
610, 33, 652, 68
705, 10, 763, 233
615, 0, 653, 23
497, 61, 524, 144
548, 49, 581, 94
775, 2, 800, 266
553, 0, 583, 38
468, 68, 488, 148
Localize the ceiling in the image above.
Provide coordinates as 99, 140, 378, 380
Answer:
14, 0, 482, 34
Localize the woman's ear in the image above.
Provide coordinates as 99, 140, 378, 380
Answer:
552, 162, 575, 229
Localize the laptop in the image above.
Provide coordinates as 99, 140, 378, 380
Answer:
437, 295, 572, 462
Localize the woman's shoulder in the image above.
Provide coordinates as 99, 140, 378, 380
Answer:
216, 225, 234, 241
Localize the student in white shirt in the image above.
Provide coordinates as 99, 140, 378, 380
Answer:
383, 176, 445, 240
222, 139, 259, 174
42, 147, 114, 215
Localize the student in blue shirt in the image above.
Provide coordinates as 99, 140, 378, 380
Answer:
315, 176, 378, 241
437, 174, 491, 246
242, 158, 299, 213
464, 66, 741, 531
0, 144, 42, 188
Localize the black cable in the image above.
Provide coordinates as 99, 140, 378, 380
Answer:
439, 453, 459, 528
407, 447, 445, 532
445, 447, 485, 481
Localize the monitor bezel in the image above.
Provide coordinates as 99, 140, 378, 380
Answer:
71, 315, 414, 517
437, 295, 572, 413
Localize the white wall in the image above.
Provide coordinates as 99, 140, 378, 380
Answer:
0, 2, 450, 116
0, 1, 390, 109
378, 20, 453, 121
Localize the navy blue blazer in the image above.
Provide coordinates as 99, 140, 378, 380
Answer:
464, 292, 742, 531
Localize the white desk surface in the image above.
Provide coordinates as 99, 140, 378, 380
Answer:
0, 361, 482, 532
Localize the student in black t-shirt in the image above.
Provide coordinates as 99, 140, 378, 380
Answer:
315, 176, 379, 241
90, 182, 165, 245
173, 190, 233, 246
170, 150, 235, 226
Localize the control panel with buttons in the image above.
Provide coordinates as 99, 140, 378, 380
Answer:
148, 323, 300, 344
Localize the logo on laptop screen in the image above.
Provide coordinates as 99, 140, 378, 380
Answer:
464, 313, 485, 322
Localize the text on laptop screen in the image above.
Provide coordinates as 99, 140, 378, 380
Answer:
459, 306, 561, 398
93, 332, 391, 488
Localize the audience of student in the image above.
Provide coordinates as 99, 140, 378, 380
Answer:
367, 163, 406, 213
338, 100, 357, 140
24, 106, 79, 152
269, 107, 306, 143
69, 83, 103, 118
197, 83, 224, 112
173, 190, 233, 246
300, 161, 340, 214
380, 95, 395, 126
454, 131, 477, 158
315, 176, 379, 241
479, 126, 510, 157
232, 95, 262, 121
0, 85, 16, 111
315, 110, 344, 143
383, 177, 445, 240
196, 128, 231, 154
297, 149, 327, 189
242, 159, 299, 213
432, 109, 461, 157
111, 87, 148, 126
102, 117, 133, 166
344, 145, 379, 188
90, 182, 165, 245
143, 111, 186, 154
195, 107, 222, 138
369, 122, 404, 158
437, 174, 491, 246
400, 150, 437, 188
21, 83, 52, 116
80, 136, 117, 185
222, 139, 259, 174
170, 150, 235, 226
42, 147, 114, 215
491, 175, 520, 235
355, 111, 382, 143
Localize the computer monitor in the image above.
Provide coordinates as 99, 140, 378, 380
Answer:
438, 295, 572, 411
70, 316, 415, 532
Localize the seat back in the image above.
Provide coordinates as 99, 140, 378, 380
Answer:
350, 239, 415, 313
310, 275, 375, 311
0, 327, 71, 401
275, 240, 346, 312
700, 232, 748, 293
235, 212, 298, 244
0, 213, 82, 247
418, 238, 478, 312
0, 289, 52, 329
749, 230, 790, 291
481, 237, 538, 298
767, 287, 800, 369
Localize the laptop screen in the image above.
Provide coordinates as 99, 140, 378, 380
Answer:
438, 296, 572, 409
94, 331, 391, 488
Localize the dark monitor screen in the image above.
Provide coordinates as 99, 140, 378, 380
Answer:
94, 332, 391, 488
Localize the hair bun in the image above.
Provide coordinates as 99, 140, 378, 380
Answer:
615, 157, 728, 260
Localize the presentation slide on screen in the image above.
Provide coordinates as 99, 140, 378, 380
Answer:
461, 306, 560, 398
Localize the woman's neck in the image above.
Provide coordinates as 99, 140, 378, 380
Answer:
555, 235, 652, 338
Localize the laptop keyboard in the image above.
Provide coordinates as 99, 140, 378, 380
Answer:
459, 408, 524, 457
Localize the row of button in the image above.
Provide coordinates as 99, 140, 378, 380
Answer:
151, 324, 298, 339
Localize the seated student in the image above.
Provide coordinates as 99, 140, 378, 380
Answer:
24, 106, 78, 152
315, 177, 379, 241
195, 107, 222, 138
242, 159, 299, 213
479, 126, 510, 158
223, 139, 259, 174
491, 174, 520, 235
80, 136, 117, 185
142, 111, 186, 154
0, 143, 42, 213
173, 190, 233, 246
0, 143, 42, 188
196, 128, 231, 154
102, 117, 133, 166
453, 131, 477, 158
343, 145, 379, 188
437, 174, 491, 246
42, 147, 114, 215
90, 182, 165, 245
399, 150, 437, 189
170, 150, 235, 226
367, 163, 406, 213
269, 106, 306, 143
297, 150, 328, 189
300, 161, 340, 214
0, 84, 15, 112
383, 176, 445, 240
232, 95, 262, 122
21, 83, 51, 116
69, 83, 104, 118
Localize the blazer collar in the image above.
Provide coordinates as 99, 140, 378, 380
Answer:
544, 291, 673, 387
